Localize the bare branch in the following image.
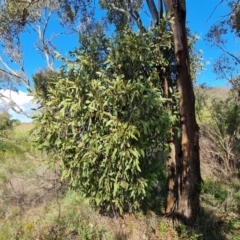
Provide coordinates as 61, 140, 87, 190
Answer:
146, 0, 159, 24
108, 3, 131, 18
108, 2, 146, 32
207, 0, 224, 22
37, 10, 54, 70
158, 0, 163, 20
216, 39, 240, 64
0, 57, 31, 90
217, 45, 240, 65
0, 92, 30, 117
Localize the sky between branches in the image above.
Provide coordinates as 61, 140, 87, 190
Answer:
1, 0, 238, 122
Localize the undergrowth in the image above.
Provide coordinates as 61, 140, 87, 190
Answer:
0, 119, 240, 239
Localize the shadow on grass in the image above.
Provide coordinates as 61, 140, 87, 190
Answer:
141, 180, 229, 239
191, 206, 226, 240
141, 169, 168, 215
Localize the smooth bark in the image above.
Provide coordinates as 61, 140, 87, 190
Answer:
164, 0, 201, 225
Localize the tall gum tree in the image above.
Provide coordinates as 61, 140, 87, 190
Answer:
0, 0, 93, 114
101, 0, 202, 225
163, 0, 201, 225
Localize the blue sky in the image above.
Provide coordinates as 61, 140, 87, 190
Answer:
187, 0, 238, 87
1, 0, 238, 122
17, 1, 239, 87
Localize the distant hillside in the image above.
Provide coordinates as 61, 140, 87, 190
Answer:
194, 86, 230, 101
15, 122, 34, 132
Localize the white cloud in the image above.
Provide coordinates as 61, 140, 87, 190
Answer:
0, 90, 37, 122
206, 61, 211, 65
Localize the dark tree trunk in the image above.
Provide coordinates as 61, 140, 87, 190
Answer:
163, 0, 201, 225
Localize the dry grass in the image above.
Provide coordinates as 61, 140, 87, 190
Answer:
14, 122, 34, 132
0, 121, 240, 239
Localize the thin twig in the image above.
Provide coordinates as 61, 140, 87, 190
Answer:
207, 0, 224, 22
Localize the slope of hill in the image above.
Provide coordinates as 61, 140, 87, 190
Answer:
0, 91, 240, 240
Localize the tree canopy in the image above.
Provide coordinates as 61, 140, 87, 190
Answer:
206, 0, 240, 95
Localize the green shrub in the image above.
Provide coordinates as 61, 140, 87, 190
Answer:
202, 179, 228, 203
0, 111, 12, 131
0, 140, 25, 156
33, 27, 176, 214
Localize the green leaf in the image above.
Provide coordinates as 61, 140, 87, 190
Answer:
112, 148, 117, 160
113, 182, 119, 197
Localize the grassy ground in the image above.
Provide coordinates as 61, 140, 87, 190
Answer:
0, 117, 240, 239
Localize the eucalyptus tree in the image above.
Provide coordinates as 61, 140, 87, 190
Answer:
99, 0, 201, 225
0, 0, 92, 114
206, 0, 240, 178
163, 0, 201, 225
206, 0, 240, 94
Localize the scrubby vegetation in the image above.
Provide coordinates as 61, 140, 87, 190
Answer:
0, 86, 240, 239
0, 0, 240, 239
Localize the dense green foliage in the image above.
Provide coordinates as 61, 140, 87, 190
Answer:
33, 26, 177, 214
33, 69, 61, 103
0, 111, 12, 131
0, 111, 20, 139
0, 111, 22, 155
206, 98, 240, 171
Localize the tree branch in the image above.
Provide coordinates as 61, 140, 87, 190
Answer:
108, 2, 146, 32
217, 44, 240, 65
146, 0, 159, 24
0, 57, 31, 90
158, 0, 163, 20
207, 0, 224, 22
37, 10, 54, 70
0, 92, 30, 117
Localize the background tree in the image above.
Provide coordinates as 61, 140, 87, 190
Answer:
0, 111, 12, 132
206, 0, 240, 92
206, 0, 240, 175
196, 86, 240, 174
0, 111, 20, 151
0, 0, 94, 114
